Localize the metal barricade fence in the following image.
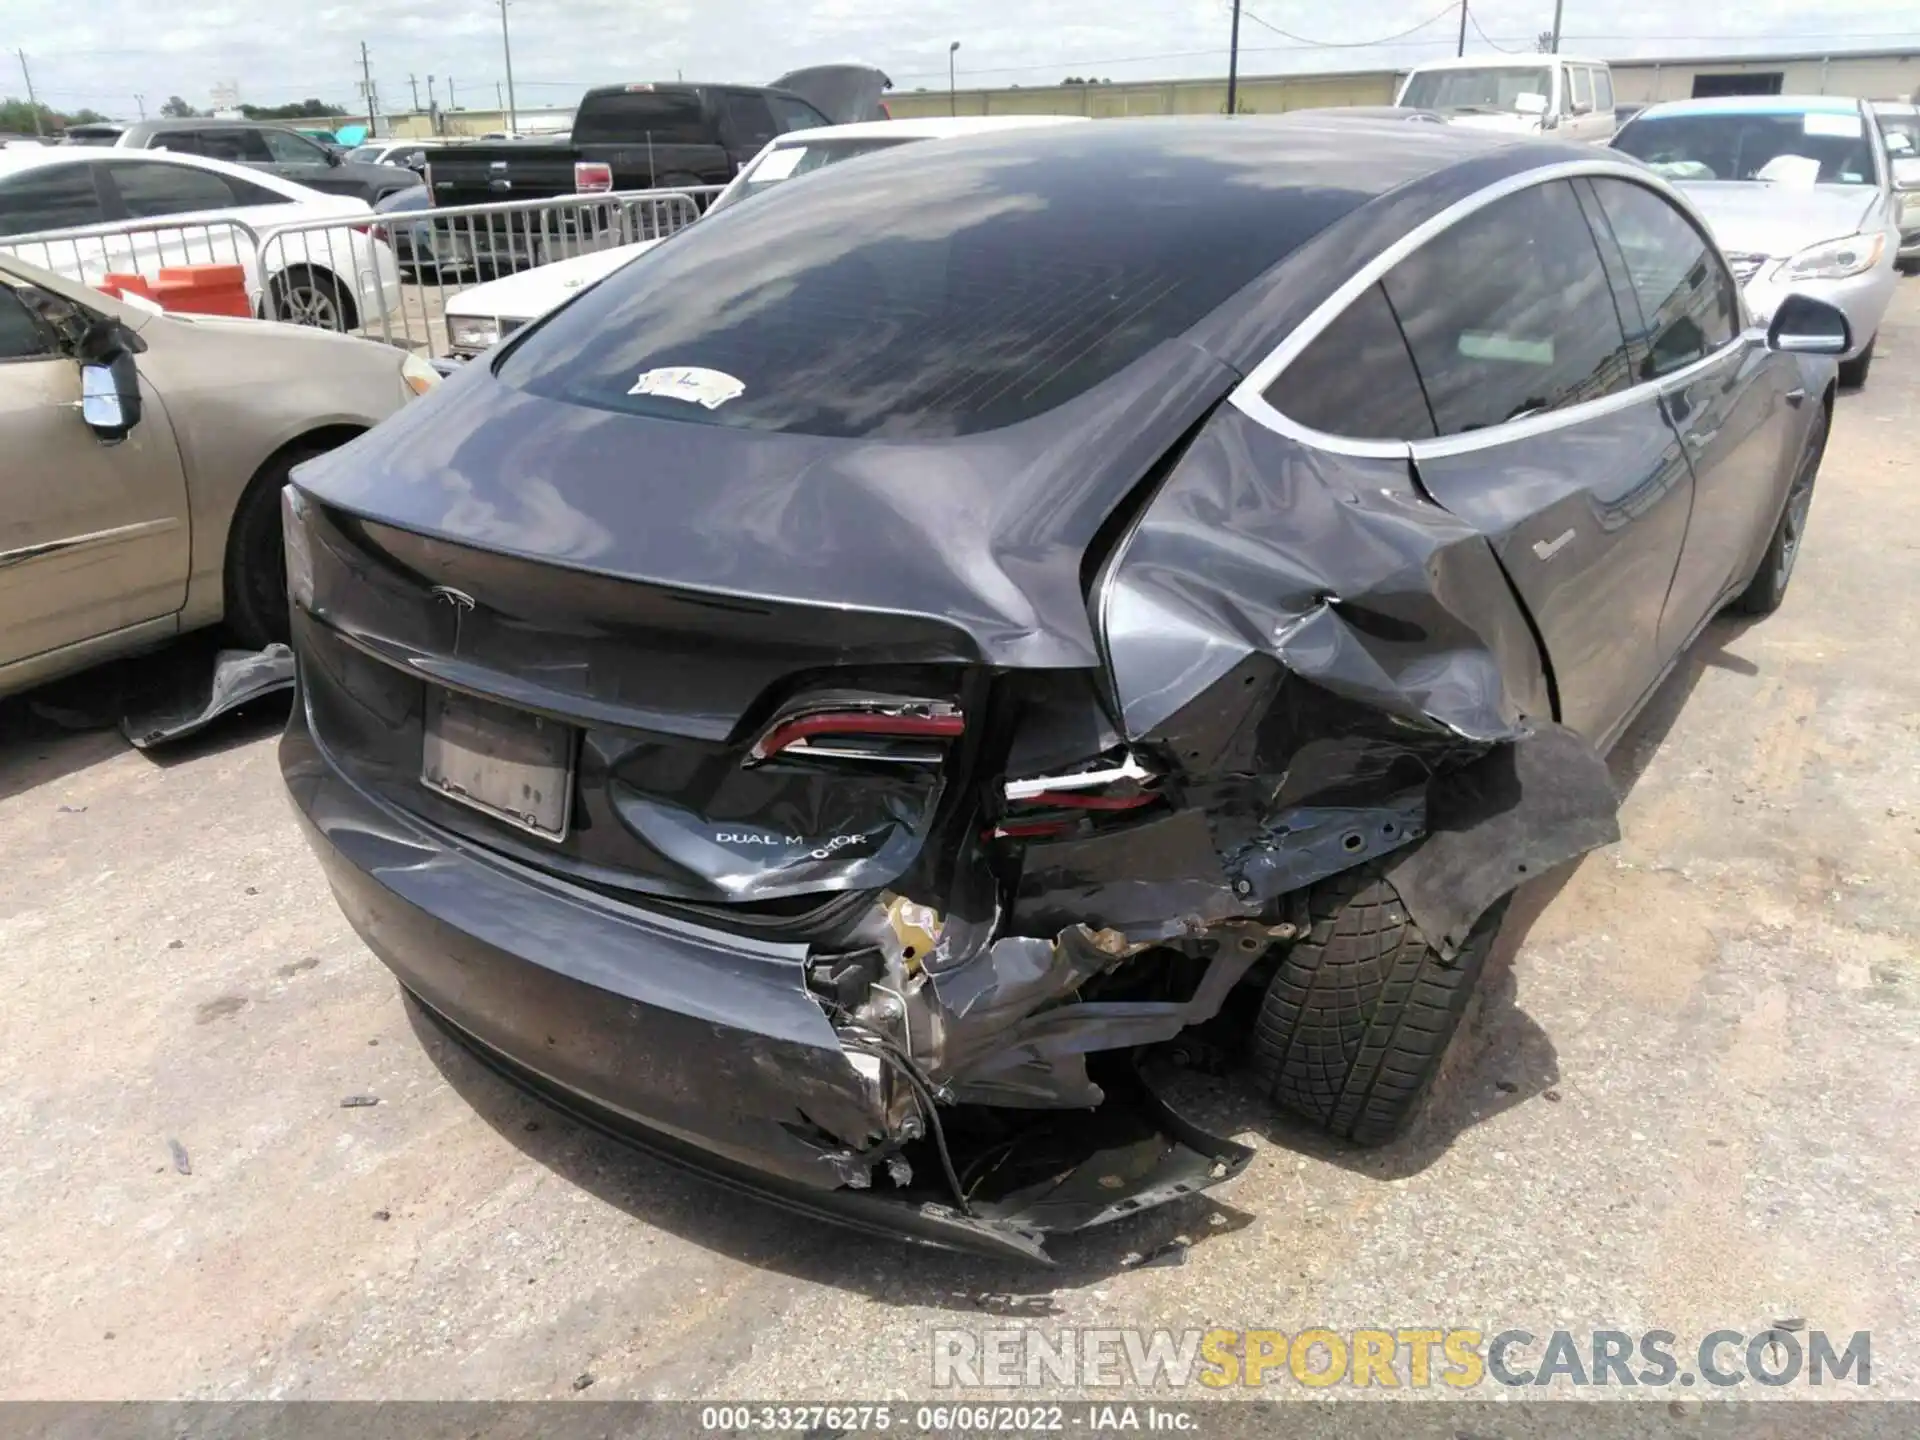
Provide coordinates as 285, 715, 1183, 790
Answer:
1, 186, 715, 360
0, 216, 263, 300
257, 187, 713, 357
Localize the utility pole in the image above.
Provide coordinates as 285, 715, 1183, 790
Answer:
1226, 0, 1242, 115
497, 0, 519, 135
1457, 0, 1469, 56
408, 73, 421, 111
496, 81, 503, 111
16, 50, 44, 137
448, 76, 456, 109
360, 41, 376, 130
947, 41, 960, 116
134, 93, 146, 119
1549, 0, 1564, 52
427, 74, 437, 113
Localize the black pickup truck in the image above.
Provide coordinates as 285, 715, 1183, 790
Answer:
421, 67, 890, 210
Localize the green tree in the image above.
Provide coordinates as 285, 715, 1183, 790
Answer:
159, 95, 199, 118
238, 99, 349, 121
0, 97, 58, 133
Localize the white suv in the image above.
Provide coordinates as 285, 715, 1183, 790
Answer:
1397, 55, 1617, 144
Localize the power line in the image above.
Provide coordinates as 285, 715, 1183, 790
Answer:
1469, 8, 1529, 53
1237, 0, 1462, 50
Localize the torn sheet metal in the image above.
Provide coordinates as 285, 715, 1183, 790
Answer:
1386, 721, 1620, 957
120, 643, 295, 749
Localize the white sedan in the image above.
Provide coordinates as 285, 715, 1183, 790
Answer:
442, 114, 1087, 357
0, 147, 402, 332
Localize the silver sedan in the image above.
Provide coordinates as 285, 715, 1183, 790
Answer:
1614, 95, 1902, 386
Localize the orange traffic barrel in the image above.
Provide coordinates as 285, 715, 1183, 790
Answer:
99, 272, 159, 304
150, 264, 252, 318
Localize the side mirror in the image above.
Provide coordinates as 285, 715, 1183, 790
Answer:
1515, 92, 1549, 117
1892, 155, 1920, 190
326, 148, 343, 166
1766, 293, 1853, 357
80, 352, 143, 444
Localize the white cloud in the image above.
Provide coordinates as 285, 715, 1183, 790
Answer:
11, 0, 1918, 120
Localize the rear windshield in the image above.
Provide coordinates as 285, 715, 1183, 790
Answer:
708, 135, 917, 213
501, 123, 1379, 439
573, 90, 708, 146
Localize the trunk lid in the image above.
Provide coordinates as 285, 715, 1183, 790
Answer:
768, 66, 894, 124
289, 341, 1232, 917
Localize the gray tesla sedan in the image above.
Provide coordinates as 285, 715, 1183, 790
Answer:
280, 117, 1846, 1261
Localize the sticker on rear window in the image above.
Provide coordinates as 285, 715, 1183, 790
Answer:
1802, 112, 1862, 138
751, 146, 807, 181
627, 366, 746, 409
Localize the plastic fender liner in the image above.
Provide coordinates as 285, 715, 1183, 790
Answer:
1384, 721, 1620, 958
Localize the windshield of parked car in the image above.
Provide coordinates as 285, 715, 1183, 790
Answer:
1615, 108, 1879, 185
502, 123, 1396, 439
1400, 67, 1552, 113
345, 146, 382, 164
708, 136, 919, 213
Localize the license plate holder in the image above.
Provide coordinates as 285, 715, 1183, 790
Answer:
421, 688, 574, 841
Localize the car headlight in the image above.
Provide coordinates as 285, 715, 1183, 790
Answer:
400, 352, 441, 398
1775, 232, 1887, 282
447, 315, 502, 351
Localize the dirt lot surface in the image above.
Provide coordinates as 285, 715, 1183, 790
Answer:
2, 286, 1916, 1406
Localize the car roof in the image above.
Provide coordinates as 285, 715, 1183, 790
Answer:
0, 142, 315, 199
765, 115, 1089, 146
1636, 94, 1866, 119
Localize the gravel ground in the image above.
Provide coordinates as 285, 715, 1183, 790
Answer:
1, 284, 1916, 1407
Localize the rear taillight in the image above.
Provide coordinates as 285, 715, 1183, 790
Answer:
350, 222, 373, 235
991, 752, 1162, 839
748, 700, 964, 764
423, 162, 436, 201
574, 160, 614, 194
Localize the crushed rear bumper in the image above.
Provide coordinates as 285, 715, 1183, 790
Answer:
281, 701, 1250, 1263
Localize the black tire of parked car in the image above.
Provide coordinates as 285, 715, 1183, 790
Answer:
1734, 402, 1829, 616
1837, 336, 1874, 389
224, 445, 323, 650
1248, 864, 1508, 1146
267, 265, 359, 332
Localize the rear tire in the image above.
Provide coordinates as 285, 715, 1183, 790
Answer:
1837, 337, 1874, 388
269, 266, 358, 332
1734, 406, 1827, 616
1249, 866, 1506, 1146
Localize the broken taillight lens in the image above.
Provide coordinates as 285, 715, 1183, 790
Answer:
992, 752, 1162, 838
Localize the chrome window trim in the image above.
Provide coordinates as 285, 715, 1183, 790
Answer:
1231, 157, 1751, 459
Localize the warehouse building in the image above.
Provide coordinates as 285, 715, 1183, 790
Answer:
885, 46, 1919, 120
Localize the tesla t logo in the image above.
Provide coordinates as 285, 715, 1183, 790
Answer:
1532, 529, 1576, 561
431, 585, 475, 650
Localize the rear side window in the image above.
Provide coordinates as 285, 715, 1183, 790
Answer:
0, 163, 107, 235
1586, 177, 1739, 378
1384, 179, 1634, 435
1569, 67, 1593, 113
105, 159, 243, 217
176, 129, 273, 163
261, 129, 326, 163
573, 91, 710, 146
770, 96, 830, 133
720, 92, 779, 151
1593, 68, 1615, 112
1265, 284, 1435, 440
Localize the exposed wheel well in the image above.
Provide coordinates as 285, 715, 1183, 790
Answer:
265, 264, 360, 329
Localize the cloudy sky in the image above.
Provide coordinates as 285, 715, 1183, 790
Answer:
11, 0, 1920, 121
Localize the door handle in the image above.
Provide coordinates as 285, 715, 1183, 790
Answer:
1785, 387, 1807, 407
1685, 428, 1720, 450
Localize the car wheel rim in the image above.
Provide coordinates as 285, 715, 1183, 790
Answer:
287, 287, 338, 329
1776, 439, 1820, 586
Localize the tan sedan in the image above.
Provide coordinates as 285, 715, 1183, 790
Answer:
0, 255, 437, 697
